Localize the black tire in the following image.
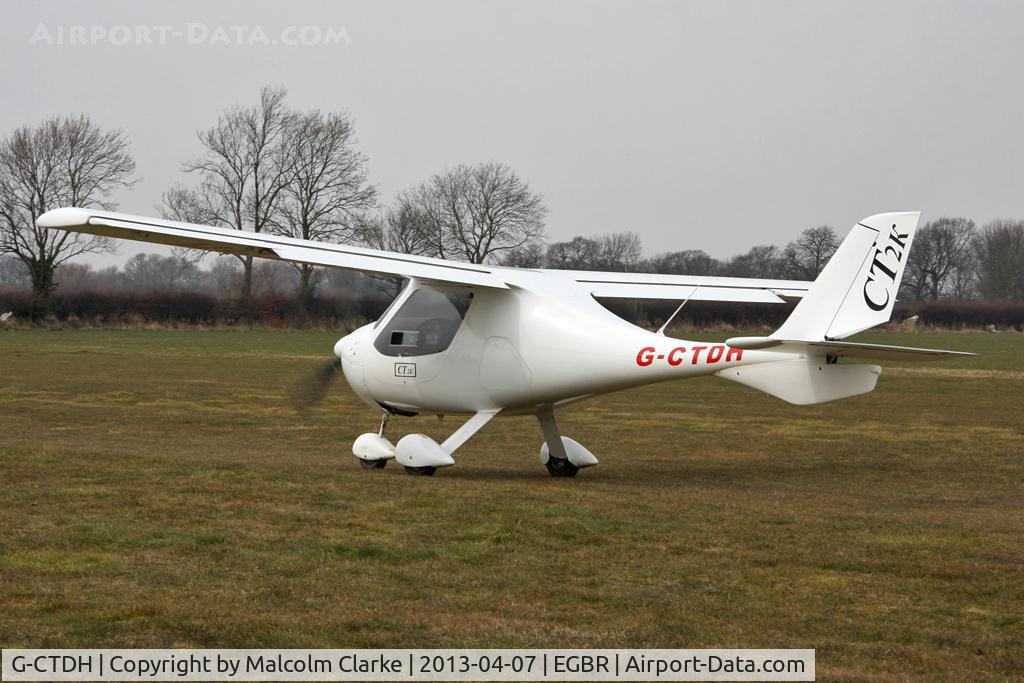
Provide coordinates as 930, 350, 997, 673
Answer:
545, 457, 579, 477
359, 458, 387, 469
404, 465, 437, 476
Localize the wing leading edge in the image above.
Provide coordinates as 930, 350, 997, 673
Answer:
36, 207, 509, 290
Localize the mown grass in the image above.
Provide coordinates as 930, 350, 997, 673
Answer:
0, 328, 1021, 681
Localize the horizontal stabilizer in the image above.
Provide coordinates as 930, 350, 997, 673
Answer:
725, 336, 977, 362
799, 339, 977, 362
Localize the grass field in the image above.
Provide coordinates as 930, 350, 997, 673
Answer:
1, 328, 1021, 681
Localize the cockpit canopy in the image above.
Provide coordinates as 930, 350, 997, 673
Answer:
373, 287, 474, 357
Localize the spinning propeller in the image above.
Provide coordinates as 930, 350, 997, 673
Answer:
289, 357, 342, 410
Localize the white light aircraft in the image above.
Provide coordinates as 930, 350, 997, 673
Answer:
37, 208, 973, 476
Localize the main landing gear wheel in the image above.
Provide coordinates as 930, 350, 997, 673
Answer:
359, 458, 387, 470
545, 457, 579, 477
404, 465, 437, 476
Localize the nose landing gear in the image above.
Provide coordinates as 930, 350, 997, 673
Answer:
353, 409, 501, 476
352, 412, 395, 469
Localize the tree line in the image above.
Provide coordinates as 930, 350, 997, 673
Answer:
2, 86, 1023, 306
4, 216, 1021, 306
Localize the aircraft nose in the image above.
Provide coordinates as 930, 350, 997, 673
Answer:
335, 324, 370, 360
334, 334, 353, 359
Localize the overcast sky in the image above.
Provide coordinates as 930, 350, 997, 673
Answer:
3, 0, 1023, 268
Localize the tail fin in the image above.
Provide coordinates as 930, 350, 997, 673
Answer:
773, 211, 921, 341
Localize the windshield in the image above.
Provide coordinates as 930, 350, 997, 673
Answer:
373, 288, 473, 357
372, 281, 408, 329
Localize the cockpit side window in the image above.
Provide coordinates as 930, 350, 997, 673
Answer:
373, 288, 473, 357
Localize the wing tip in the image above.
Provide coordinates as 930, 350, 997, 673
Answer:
36, 207, 92, 229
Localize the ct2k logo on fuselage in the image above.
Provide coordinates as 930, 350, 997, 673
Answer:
863, 223, 910, 311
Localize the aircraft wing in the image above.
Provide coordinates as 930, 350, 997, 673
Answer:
36, 207, 509, 290
546, 269, 813, 304
37, 207, 812, 301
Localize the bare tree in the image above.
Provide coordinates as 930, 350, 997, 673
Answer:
209, 255, 242, 296
647, 249, 720, 276
356, 199, 440, 257
52, 262, 99, 292
54, 262, 122, 293
160, 183, 223, 225
901, 217, 977, 301
543, 232, 643, 271
251, 260, 298, 296
975, 219, 1024, 300
0, 116, 136, 296
353, 205, 438, 296
0, 255, 30, 288
499, 241, 545, 268
123, 253, 199, 290
160, 184, 222, 269
403, 162, 546, 264
161, 86, 294, 299
271, 110, 377, 306
782, 225, 840, 279
723, 244, 784, 279
593, 232, 643, 271
545, 236, 601, 269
